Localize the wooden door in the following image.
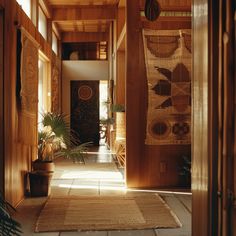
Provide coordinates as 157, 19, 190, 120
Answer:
0, 9, 4, 193
71, 81, 100, 146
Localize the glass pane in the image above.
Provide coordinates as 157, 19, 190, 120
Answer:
17, 0, 31, 18
52, 32, 58, 54
38, 7, 47, 40
99, 81, 108, 120
38, 54, 50, 129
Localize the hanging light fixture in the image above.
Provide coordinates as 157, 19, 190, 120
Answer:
145, 0, 161, 21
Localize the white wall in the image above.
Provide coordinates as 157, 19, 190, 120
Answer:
62, 60, 109, 120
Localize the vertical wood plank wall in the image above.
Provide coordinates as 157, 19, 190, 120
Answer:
125, 0, 191, 188
3, 0, 61, 206
0, 9, 4, 193
192, 0, 210, 235
116, 51, 125, 105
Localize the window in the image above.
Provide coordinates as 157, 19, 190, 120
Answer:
52, 32, 58, 55
38, 51, 51, 127
38, 7, 47, 40
99, 81, 108, 120
16, 0, 31, 18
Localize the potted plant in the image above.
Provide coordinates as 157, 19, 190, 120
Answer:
179, 155, 191, 188
33, 112, 70, 172
54, 142, 92, 164
29, 112, 91, 197
0, 192, 22, 235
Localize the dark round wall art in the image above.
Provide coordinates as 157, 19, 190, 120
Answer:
145, 0, 161, 21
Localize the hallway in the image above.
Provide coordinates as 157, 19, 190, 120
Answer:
14, 146, 191, 236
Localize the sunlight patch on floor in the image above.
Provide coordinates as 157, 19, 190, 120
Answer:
60, 170, 124, 180
58, 183, 127, 192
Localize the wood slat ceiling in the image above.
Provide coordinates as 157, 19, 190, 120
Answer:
48, 0, 118, 34
47, 0, 119, 6
49, 0, 191, 35
57, 20, 110, 32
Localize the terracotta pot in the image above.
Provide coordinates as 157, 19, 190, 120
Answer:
32, 160, 55, 172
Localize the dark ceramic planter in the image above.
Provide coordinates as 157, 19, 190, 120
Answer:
29, 171, 53, 197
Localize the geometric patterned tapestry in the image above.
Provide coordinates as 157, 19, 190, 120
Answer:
143, 29, 191, 145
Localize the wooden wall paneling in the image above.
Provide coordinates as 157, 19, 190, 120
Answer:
139, 0, 191, 11
117, 7, 125, 39
126, 0, 143, 187
0, 0, 4, 8
0, 10, 4, 194
209, 1, 221, 236
138, 26, 191, 187
126, 0, 192, 188
47, 18, 52, 47
3, 0, 61, 206
234, 4, 236, 234
52, 6, 116, 21
4, 0, 19, 204
142, 17, 191, 30
15, 1, 52, 60
116, 51, 125, 105
221, 0, 235, 235
62, 32, 108, 43
192, 0, 211, 235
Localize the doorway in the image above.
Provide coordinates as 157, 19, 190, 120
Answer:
0, 9, 4, 193
71, 80, 100, 145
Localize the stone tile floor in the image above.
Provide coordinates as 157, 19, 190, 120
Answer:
14, 145, 192, 236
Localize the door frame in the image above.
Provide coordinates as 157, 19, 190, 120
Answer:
0, 8, 4, 194
192, 0, 235, 235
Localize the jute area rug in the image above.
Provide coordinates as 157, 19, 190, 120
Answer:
35, 194, 181, 232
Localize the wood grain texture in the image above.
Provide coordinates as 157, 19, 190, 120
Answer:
142, 17, 191, 30
116, 51, 125, 105
125, 0, 191, 188
221, 1, 235, 235
192, 0, 210, 235
126, 0, 143, 187
0, 0, 4, 8
62, 32, 108, 42
3, 0, 61, 206
52, 6, 116, 21
139, 0, 191, 11
48, 0, 119, 6
0, 10, 3, 193
117, 7, 125, 40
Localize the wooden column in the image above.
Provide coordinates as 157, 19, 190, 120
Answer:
192, 0, 219, 235
126, 0, 143, 187
116, 51, 125, 105
47, 18, 52, 47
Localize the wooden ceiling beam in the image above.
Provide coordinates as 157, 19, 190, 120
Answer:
61, 32, 109, 42
139, 0, 191, 11
52, 22, 61, 40
39, 0, 52, 18
52, 6, 116, 21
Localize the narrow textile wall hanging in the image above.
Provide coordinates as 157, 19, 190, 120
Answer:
143, 29, 191, 145
51, 54, 61, 113
17, 28, 39, 146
